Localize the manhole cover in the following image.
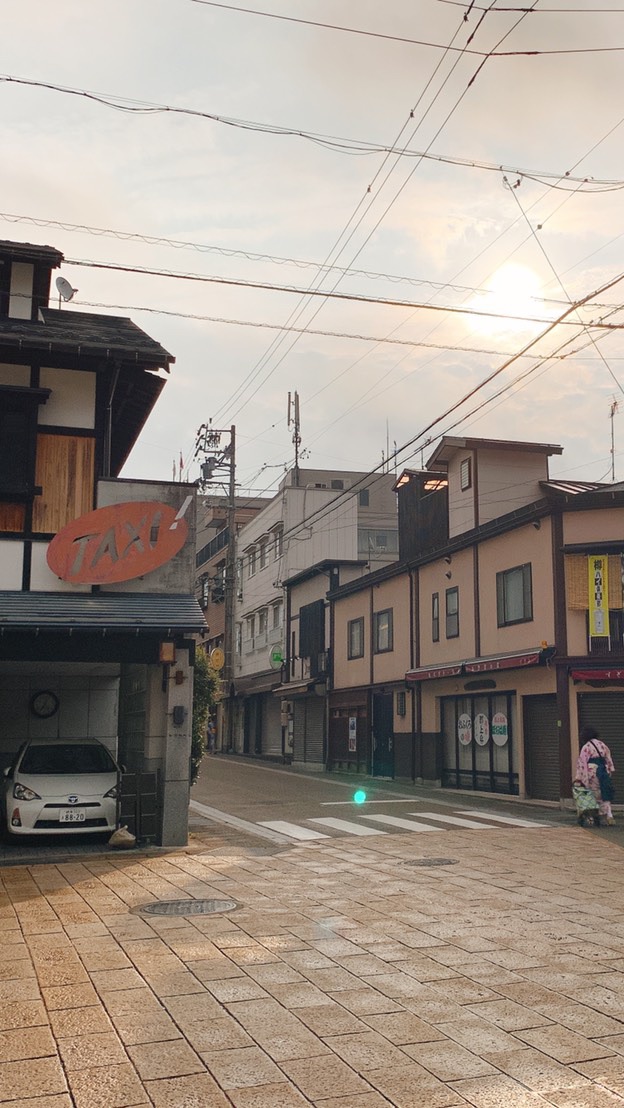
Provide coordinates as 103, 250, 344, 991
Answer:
139, 898, 238, 916
404, 858, 459, 867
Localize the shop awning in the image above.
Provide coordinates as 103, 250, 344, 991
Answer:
464, 649, 542, 674
406, 649, 544, 682
234, 672, 281, 695
406, 663, 463, 682
273, 680, 314, 697
571, 667, 624, 682
0, 591, 207, 634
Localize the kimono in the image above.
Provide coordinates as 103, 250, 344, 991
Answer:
575, 738, 615, 821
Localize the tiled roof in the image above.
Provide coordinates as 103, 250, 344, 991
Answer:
0, 308, 174, 367
0, 240, 64, 266
541, 480, 608, 495
0, 592, 206, 633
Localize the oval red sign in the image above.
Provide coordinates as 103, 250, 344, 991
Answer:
47, 500, 190, 585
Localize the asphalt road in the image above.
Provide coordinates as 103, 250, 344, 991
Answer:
190, 753, 580, 846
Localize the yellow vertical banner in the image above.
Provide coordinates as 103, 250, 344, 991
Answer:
588, 555, 610, 637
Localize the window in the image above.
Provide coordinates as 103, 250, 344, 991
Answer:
273, 526, 283, 560
236, 558, 243, 599
0, 388, 46, 498
258, 609, 268, 635
373, 609, 393, 653
497, 563, 533, 626
331, 479, 344, 490
396, 690, 407, 717
348, 617, 364, 659
272, 601, 282, 629
460, 457, 472, 491
246, 615, 255, 640
432, 592, 440, 642
259, 540, 267, 569
235, 623, 242, 655
446, 587, 459, 638
247, 547, 256, 578
359, 489, 369, 507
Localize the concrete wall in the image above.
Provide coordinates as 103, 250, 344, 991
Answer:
0, 667, 120, 764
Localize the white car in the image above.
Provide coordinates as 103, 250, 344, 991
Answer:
3, 737, 121, 836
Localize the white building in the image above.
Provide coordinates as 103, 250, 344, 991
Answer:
231, 468, 398, 760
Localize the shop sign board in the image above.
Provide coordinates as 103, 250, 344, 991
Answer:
47, 499, 191, 585
491, 711, 508, 746
474, 713, 490, 746
458, 713, 472, 746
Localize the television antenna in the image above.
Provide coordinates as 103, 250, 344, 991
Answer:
55, 276, 78, 308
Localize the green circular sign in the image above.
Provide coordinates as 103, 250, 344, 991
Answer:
269, 648, 283, 670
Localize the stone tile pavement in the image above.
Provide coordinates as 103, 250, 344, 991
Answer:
2, 822, 624, 1106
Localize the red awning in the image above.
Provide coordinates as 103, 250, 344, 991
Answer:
571, 668, 624, 682
406, 664, 463, 682
464, 650, 541, 674
406, 649, 543, 682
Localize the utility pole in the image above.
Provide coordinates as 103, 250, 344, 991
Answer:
610, 398, 619, 482
195, 422, 236, 752
288, 391, 301, 487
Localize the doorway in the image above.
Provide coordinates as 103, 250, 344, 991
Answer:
372, 692, 394, 778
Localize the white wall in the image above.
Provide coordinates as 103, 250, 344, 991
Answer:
9, 263, 33, 319
38, 368, 96, 428
0, 363, 30, 386
0, 542, 24, 589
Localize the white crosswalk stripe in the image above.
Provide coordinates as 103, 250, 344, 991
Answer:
359, 814, 439, 832
456, 810, 548, 827
409, 811, 497, 829
258, 821, 329, 840
254, 809, 549, 841
308, 817, 387, 836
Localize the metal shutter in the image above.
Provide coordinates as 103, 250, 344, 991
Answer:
293, 697, 325, 765
523, 694, 560, 800
578, 693, 624, 778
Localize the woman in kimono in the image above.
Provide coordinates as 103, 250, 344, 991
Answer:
575, 726, 615, 826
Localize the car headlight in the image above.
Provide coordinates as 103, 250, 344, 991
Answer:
13, 783, 41, 801
104, 785, 119, 799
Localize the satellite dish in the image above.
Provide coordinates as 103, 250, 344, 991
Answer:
55, 276, 78, 303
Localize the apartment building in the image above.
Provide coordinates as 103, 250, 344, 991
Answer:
232, 468, 399, 760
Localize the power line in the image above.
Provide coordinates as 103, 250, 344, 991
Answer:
64, 255, 619, 328
188, 1, 624, 55
269, 270, 624, 546
0, 83, 621, 187
213, 3, 543, 427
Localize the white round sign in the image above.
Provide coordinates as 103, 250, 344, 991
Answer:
491, 712, 508, 747
458, 713, 472, 746
474, 713, 490, 746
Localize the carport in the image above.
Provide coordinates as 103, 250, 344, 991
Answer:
0, 590, 206, 846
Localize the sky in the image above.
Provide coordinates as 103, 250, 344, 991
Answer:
3, 0, 624, 497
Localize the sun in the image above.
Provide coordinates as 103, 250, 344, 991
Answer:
469, 264, 543, 337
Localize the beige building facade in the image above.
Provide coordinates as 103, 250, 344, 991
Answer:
329, 437, 624, 805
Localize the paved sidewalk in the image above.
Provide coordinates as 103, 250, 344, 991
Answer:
2, 824, 624, 1107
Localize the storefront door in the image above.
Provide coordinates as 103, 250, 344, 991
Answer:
442, 692, 517, 794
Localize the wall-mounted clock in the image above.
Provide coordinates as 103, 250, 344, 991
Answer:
30, 690, 60, 719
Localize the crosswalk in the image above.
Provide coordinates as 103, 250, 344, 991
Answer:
258, 808, 549, 841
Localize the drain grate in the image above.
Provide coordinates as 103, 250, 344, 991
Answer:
404, 858, 459, 867
139, 898, 238, 916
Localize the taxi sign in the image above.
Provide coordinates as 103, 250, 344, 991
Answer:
47, 499, 190, 585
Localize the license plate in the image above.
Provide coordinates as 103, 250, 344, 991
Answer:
59, 809, 86, 823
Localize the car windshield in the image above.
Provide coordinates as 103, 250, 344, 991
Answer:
19, 744, 117, 776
